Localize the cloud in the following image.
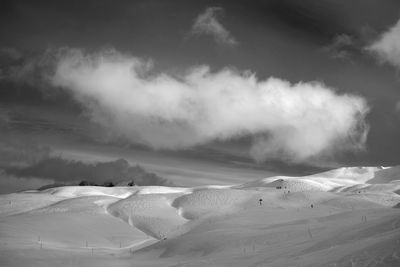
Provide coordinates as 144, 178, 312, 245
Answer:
0, 134, 52, 168
395, 101, 400, 113
49, 48, 369, 165
0, 47, 22, 61
191, 7, 238, 46
324, 34, 357, 60
0, 170, 53, 194
0, 47, 22, 81
6, 48, 58, 87
6, 157, 173, 186
367, 18, 400, 69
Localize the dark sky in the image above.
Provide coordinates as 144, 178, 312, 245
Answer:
1, 0, 400, 185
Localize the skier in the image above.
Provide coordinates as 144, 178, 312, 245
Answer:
259, 198, 263, 206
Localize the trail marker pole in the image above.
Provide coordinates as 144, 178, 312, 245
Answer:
307, 226, 313, 239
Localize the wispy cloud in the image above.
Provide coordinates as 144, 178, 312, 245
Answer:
0, 134, 51, 168
48, 48, 369, 165
191, 7, 238, 46
367, 18, 400, 69
324, 34, 356, 60
367, 19, 400, 114
0, 47, 22, 61
395, 101, 400, 113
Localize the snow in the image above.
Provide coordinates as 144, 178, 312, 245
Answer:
1, 165, 400, 267
107, 193, 189, 239
134, 186, 191, 195
42, 186, 137, 198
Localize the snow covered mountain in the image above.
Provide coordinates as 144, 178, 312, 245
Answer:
0, 166, 399, 267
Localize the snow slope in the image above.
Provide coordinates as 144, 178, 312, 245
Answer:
0, 166, 400, 267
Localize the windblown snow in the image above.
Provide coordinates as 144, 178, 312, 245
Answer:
0, 166, 399, 267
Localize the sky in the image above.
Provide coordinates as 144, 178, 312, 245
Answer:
1, 0, 400, 192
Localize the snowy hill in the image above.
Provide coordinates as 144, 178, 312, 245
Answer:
0, 166, 399, 267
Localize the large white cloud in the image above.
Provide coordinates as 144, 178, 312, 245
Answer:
50, 49, 369, 164
191, 7, 238, 46
368, 18, 400, 69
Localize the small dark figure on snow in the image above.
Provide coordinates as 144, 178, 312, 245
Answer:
259, 199, 263, 206
311, 204, 314, 208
